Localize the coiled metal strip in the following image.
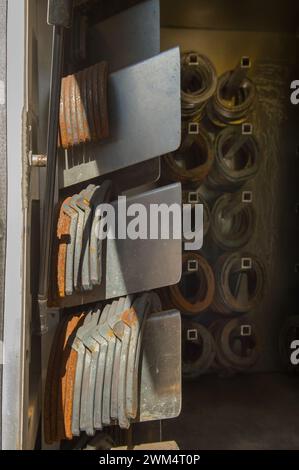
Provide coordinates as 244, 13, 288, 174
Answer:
168, 252, 215, 316
206, 127, 260, 192
181, 51, 217, 121
212, 252, 265, 315
182, 320, 216, 380
164, 126, 214, 185
207, 69, 256, 127
211, 318, 259, 373
182, 189, 211, 237
210, 193, 256, 251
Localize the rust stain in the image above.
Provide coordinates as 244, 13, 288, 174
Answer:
59, 62, 109, 149
121, 307, 138, 327
56, 197, 72, 298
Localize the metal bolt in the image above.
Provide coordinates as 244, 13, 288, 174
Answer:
29, 152, 47, 167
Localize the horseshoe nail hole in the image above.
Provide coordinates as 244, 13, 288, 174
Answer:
295, 264, 299, 273
188, 122, 199, 135
187, 329, 198, 341
188, 260, 198, 272
189, 54, 199, 65
241, 56, 251, 68
188, 192, 199, 204
241, 258, 252, 270
242, 123, 252, 135
242, 191, 252, 203
241, 325, 252, 336
295, 203, 299, 214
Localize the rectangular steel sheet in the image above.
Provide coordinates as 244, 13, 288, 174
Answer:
59, 47, 181, 188
88, 0, 160, 73
139, 309, 182, 422
55, 183, 182, 308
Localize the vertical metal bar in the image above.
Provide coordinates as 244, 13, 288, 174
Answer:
38, 25, 64, 333
2, 0, 24, 450
0, 0, 7, 451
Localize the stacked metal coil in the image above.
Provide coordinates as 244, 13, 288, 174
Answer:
59, 61, 109, 149
206, 126, 260, 192
210, 318, 259, 373
206, 68, 256, 126
210, 192, 256, 251
212, 252, 265, 315
168, 252, 215, 316
164, 127, 214, 185
181, 51, 217, 121
44, 292, 161, 443
182, 319, 216, 380
182, 190, 211, 238
53, 181, 112, 300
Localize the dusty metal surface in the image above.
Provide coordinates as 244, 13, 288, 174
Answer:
89, 0, 160, 73
139, 309, 181, 422
61, 157, 161, 195
55, 183, 182, 308
59, 47, 181, 188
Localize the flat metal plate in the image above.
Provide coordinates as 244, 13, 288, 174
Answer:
58, 48, 181, 188
88, 0, 160, 73
60, 158, 161, 195
139, 309, 182, 422
55, 183, 182, 308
